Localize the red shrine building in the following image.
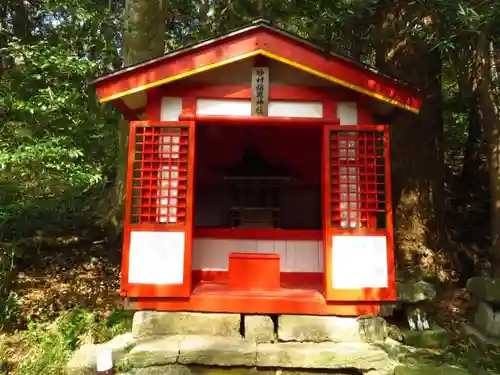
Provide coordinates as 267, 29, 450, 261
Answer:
92, 20, 421, 316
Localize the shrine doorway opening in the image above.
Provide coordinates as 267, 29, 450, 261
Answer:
192, 121, 324, 290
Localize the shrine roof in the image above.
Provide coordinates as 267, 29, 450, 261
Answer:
91, 19, 421, 114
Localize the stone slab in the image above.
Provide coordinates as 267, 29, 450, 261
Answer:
133, 365, 191, 375
132, 311, 241, 339
278, 314, 386, 343
256, 341, 390, 371
188, 366, 274, 375
244, 315, 275, 343
67, 333, 137, 375
396, 280, 436, 303
467, 276, 500, 303
401, 325, 450, 349
129, 366, 355, 375
66, 344, 100, 375
127, 335, 181, 367
460, 322, 500, 351
379, 303, 399, 317
178, 336, 257, 367
474, 301, 500, 337
358, 316, 388, 343
394, 364, 472, 375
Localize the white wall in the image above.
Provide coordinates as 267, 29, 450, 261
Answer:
330, 235, 388, 289
195, 99, 323, 118
128, 231, 185, 284
192, 238, 323, 273
161, 97, 183, 121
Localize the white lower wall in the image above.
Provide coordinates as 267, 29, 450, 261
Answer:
128, 231, 185, 284
192, 238, 323, 272
331, 235, 388, 289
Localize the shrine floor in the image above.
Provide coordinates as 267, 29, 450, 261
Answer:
129, 280, 381, 316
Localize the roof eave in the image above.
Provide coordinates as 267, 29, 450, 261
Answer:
90, 20, 419, 96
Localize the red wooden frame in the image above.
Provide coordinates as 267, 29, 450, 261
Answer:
180, 114, 339, 126
193, 228, 322, 241
131, 269, 379, 316
128, 291, 381, 316
94, 25, 421, 112
163, 83, 355, 104
122, 120, 196, 298
142, 83, 341, 124
119, 107, 395, 315
322, 124, 395, 302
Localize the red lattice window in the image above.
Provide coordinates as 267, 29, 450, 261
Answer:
329, 129, 386, 229
130, 125, 190, 225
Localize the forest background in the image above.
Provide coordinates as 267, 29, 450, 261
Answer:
1, 0, 500, 373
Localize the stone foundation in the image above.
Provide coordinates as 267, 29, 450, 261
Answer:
66, 281, 455, 374
67, 311, 471, 375
132, 311, 241, 338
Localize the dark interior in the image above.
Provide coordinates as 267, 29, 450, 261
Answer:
193, 124, 322, 230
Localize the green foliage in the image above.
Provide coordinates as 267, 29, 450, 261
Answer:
7, 308, 132, 375
0, 292, 23, 332
0, 0, 122, 329
0, 0, 499, 370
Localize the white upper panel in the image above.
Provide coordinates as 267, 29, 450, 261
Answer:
196, 99, 252, 116
195, 98, 323, 118
161, 97, 183, 121
337, 102, 358, 125
268, 101, 323, 118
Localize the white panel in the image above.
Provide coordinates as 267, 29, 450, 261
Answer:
195, 99, 324, 118
192, 238, 322, 272
128, 231, 185, 284
318, 241, 324, 270
196, 99, 251, 116
273, 240, 287, 269
331, 235, 388, 289
161, 97, 183, 121
337, 102, 358, 125
257, 240, 275, 253
268, 101, 323, 118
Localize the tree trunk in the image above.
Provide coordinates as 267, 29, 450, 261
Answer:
10, 0, 31, 41
474, 36, 500, 276
389, 48, 446, 279
105, 0, 166, 233
374, 2, 447, 279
